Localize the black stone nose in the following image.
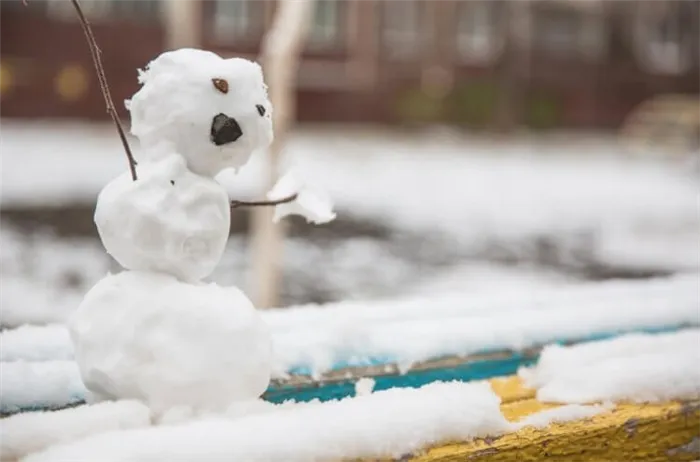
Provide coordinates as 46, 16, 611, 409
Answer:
210, 113, 243, 146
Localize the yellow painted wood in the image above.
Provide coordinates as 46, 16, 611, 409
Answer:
356, 377, 700, 462
411, 400, 700, 462
488, 376, 535, 405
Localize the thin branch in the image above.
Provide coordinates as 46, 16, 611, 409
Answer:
70, 0, 138, 181
231, 194, 298, 209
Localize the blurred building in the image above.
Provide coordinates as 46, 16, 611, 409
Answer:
1, 0, 698, 130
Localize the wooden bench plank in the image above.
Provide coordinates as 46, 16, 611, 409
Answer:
362, 377, 700, 462
410, 401, 700, 462
265, 325, 693, 404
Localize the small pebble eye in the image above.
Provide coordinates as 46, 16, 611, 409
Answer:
212, 78, 229, 94
256, 104, 266, 117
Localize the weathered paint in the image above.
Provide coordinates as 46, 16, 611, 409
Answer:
265, 324, 696, 404
357, 378, 700, 462
408, 401, 700, 462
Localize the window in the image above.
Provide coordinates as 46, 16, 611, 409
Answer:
0, 0, 47, 13
381, 0, 422, 60
534, 8, 581, 56
308, 0, 343, 50
633, 1, 695, 75
213, 0, 258, 41
455, 1, 505, 64
111, 1, 161, 21
532, 5, 605, 59
45, 0, 161, 22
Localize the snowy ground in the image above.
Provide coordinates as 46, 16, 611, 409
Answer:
1, 121, 699, 310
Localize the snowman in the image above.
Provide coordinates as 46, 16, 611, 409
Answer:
68, 48, 334, 417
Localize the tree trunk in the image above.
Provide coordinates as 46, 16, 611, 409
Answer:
250, 0, 314, 309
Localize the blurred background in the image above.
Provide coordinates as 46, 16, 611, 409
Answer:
1, 0, 699, 317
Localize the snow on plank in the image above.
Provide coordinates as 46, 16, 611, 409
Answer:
21, 381, 514, 462
8, 329, 700, 462
519, 329, 700, 404
0, 361, 87, 416
411, 396, 700, 461
4, 273, 697, 370
1, 274, 698, 412
0, 400, 151, 462
15, 376, 700, 462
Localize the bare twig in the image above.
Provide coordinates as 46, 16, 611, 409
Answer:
231, 194, 298, 209
70, 0, 138, 181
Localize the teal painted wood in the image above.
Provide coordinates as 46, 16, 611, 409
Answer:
263, 324, 695, 403
3, 324, 694, 415
264, 352, 538, 404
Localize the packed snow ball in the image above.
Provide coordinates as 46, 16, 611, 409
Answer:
69, 271, 274, 415
94, 155, 231, 282
126, 48, 273, 177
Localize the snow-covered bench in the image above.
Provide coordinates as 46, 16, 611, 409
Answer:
1, 273, 697, 415
3, 329, 698, 461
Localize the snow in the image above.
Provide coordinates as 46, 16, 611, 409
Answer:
0, 400, 151, 461
267, 169, 336, 224
514, 403, 611, 429
94, 154, 231, 282
15, 377, 676, 462
0, 229, 112, 328
519, 329, 700, 404
68, 270, 273, 415
0, 361, 87, 414
0, 276, 84, 328
2, 124, 697, 274
1, 274, 696, 413
354, 377, 376, 397
0, 274, 700, 373
0, 324, 73, 362
22, 381, 512, 462
0, 225, 581, 325
2, 273, 697, 371
126, 49, 273, 177
265, 273, 699, 376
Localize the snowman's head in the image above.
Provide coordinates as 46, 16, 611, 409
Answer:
126, 49, 273, 177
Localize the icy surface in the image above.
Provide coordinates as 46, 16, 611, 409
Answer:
0, 400, 151, 461
127, 49, 273, 177
520, 329, 700, 404
69, 271, 272, 414
95, 155, 231, 282
0, 361, 87, 413
268, 170, 336, 224
23, 381, 512, 462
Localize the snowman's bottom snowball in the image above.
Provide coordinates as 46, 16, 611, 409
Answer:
69, 271, 273, 415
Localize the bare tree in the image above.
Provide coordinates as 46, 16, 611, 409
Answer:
250, 0, 315, 309
69, 0, 138, 180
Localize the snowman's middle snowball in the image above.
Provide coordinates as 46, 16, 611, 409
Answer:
95, 155, 231, 282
